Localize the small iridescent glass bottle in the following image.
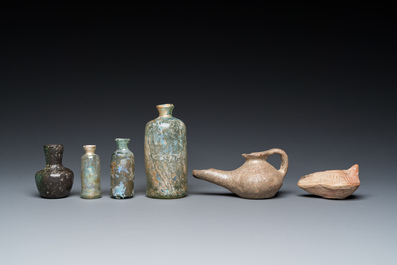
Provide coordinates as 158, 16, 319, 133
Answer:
81, 145, 101, 199
110, 138, 135, 199
35, 144, 74, 198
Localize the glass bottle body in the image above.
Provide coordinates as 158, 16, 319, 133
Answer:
81, 145, 101, 199
144, 104, 188, 199
35, 144, 74, 198
110, 138, 135, 199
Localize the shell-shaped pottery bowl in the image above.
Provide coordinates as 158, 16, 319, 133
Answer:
297, 164, 360, 199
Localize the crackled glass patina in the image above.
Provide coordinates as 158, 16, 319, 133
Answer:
110, 138, 135, 199
81, 145, 101, 199
35, 144, 74, 198
144, 104, 187, 199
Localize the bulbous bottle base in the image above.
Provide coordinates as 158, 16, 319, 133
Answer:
39, 193, 70, 199
35, 170, 74, 199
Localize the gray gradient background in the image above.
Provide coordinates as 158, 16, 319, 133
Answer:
1, 4, 396, 264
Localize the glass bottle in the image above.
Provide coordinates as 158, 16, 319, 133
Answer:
110, 138, 135, 199
81, 145, 101, 199
35, 144, 74, 198
144, 103, 187, 199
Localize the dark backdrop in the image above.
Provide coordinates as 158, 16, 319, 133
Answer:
0, 3, 396, 264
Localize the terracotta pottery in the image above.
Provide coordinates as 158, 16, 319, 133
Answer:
297, 164, 360, 199
144, 104, 188, 199
192, 148, 288, 199
35, 144, 74, 198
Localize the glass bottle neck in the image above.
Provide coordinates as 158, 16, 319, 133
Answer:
44, 145, 63, 165
83, 145, 96, 155
157, 104, 174, 117
115, 138, 130, 150
116, 143, 130, 150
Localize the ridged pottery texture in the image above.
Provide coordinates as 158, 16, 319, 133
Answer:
81, 145, 101, 199
110, 138, 135, 199
35, 144, 74, 198
144, 104, 187, 199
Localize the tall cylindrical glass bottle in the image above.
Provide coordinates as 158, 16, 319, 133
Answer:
144, 103, 187, 199
81, 145, 101, 199
110, 138, 135, 199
